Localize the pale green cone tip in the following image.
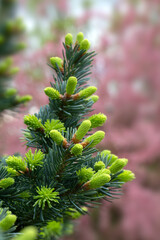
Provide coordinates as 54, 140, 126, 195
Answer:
44, 87, 60, 99
109, 158, 128, 174
76, 32, 84, 44
65, 33, 73, 46
66, 76, 77, 95
50, 130, 64, 145
88, 113, 107, 128
79, 86, 97, 99
80, 39, 90, 51
50, 57, 63, 69
84, 131, 105, 148
75, 120, 91, 140
71, 144, 83, 156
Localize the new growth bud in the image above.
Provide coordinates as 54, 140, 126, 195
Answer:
16, 95, 32, 103
77, 167, 95, 184
13, 226, 38, 240
108, 154, 118, 165
66, 76, 77, 95
88, 113, 107, 128
24, 114, 43, 130
117, 170, 135, 182
71, 144, 83, 156
79, 86, 97, 99
76, 32, 84, 44
74, 120, 91, 141
0, 214, 17, 231
84, 131, 105, 148
50, 130, 65, 145
50, 57, 63, 70
101, 150, 118, 165
87, 95, 99, 103
65, 33, 73, 46
80, 39, 90, 51
109, 158, 128, 174
44, 87, 61, 99
6, 156, 27, 172
94, 161, 105, 171
0, 177, 15, 189
84, 173, 111, 190
101, 150, 111, 157
5, 88, 17, 97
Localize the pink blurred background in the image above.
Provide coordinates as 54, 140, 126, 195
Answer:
0, 0, 160, 239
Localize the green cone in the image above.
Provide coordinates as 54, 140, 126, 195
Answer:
75, 120, 91, 140
109, 158, 128, 174
66, 76, 77, 95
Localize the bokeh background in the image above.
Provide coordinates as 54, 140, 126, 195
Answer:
0, 0, 160, 240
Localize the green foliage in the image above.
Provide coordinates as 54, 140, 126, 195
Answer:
33, 186, 60, 210
0, 0, 31, 113
44, 119, 65, 137
65, 207, 87, 219
43, 220, 63, 237
6, 156, 26, 172
0, 32, 134, 240
77, 167, 95, 184
24, 149, 44, 170
0, 214, 17, 231
24, 114, 43, 130
12, 226, 37, 240
0, 177, 15, 189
